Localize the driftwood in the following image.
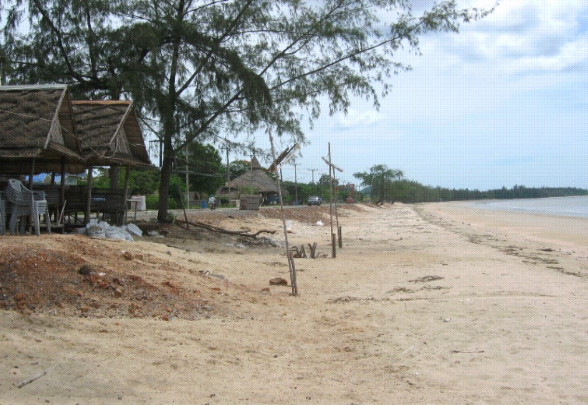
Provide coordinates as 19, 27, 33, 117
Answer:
290, 243, 319, 259
181, 219, 276, 239
308, 242, 318, 259
290, 245, 307, 258
15, 365, 57, 388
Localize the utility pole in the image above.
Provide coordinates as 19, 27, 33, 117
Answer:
308, 168, 318, 184
224, 143, 231, 208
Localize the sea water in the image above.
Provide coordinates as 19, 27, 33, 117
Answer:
469, 196, 588, 219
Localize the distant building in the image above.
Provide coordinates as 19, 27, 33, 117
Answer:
216, 156, 285, 204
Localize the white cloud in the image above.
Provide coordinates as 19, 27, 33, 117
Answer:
448, 0, 588, 72
268, 0, 588, 190
504, 36, 588, 74
334, 108, 384, 130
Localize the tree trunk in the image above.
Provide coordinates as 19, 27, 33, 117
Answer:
109, 165, 119, 190
157, 150, 173, 222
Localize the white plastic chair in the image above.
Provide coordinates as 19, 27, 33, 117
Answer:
7, 179, 51, 236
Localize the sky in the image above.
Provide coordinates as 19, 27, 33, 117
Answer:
233, 0, 588, 191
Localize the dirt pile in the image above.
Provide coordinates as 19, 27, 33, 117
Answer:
0, 235, 239, 320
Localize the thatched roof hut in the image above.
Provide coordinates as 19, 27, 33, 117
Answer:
217, 156, 285, 205
227, 157, 279, 194
71, 100, 151, 168
0, 84, 83, 174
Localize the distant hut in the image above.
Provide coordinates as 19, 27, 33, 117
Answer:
217, 156, 281, 206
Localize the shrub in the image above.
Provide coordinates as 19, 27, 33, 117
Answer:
145, 195, 178, 210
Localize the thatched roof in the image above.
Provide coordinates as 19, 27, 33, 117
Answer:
0, 84, 83, 173
227, 157, 279, 193
72, 100, 151, 167
0, 85, 152, 176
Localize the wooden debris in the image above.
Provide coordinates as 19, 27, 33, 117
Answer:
290, 245, 306, 258
307, 242, 318, 259
180, 219, 276, 239
289, 243, 319, 259
15, 365, 57, 388
409, 275, 444, 283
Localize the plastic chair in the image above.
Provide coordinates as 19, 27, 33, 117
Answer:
0, 191, 7, 235
6, 179, 51, 236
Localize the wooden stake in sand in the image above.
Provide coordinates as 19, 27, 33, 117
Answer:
268, 132, 298, 296
322, 143, 343, 258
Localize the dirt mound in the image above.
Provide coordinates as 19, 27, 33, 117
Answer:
0, 235, 233, 320
0, 205, 364, 321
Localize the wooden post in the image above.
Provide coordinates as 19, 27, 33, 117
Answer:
332, 233, 337, 258
288, 253, 298, 296
84, 166, 93, 224
28, 158, 35, 188
110, 164, 119, 190
59, 157, 66, 209
328, 144, 335, 258
338, 226, 342, 248
268, 131, 298, 296
123, 166, 131, 224
322, 143, 343, 259
27, 158, 36, 233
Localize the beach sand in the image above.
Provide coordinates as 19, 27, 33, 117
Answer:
1, 202, 587, 404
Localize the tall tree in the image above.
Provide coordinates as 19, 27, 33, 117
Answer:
175, 142, 225, 197
1, 0, 492, 221
354, 164, 404, 202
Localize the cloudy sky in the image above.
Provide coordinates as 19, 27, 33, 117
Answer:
244, 0, 588, 191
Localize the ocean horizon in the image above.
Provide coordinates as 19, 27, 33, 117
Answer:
468, 195, 588, 219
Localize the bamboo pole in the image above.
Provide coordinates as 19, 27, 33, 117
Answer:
123, 166, 131, 224
84, 165, 93, 224
268, 132, 298, 296
328, 143, 335, 258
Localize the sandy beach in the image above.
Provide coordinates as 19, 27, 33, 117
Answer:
1, 202, 588, 404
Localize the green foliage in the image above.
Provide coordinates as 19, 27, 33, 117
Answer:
128, 169, 160, 195
91, 167, 160, 195
164, 211, 176, 224
145, 195, 159, 210
354, 164, 404, 202
378, 180, 588, 203
176, 142, 226, 195
318, 174, 338, 189
145, 195, 178, 210
2, 0, 492, 221
169, 176, 186, 207
229, 160, 251, 180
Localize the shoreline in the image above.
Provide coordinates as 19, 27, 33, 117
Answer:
419, 201, 588, 256
454, 195, 588, 219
